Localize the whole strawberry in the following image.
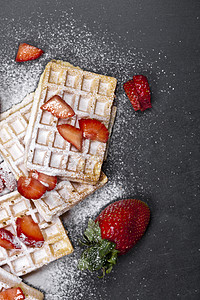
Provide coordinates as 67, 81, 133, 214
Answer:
123, 75, 152, 111
78, 199, 150, 276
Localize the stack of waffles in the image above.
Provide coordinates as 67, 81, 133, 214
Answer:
0, 60, 117, 295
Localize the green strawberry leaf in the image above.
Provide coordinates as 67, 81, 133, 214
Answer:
78, 219, 119, 277
84, 219, 102, 243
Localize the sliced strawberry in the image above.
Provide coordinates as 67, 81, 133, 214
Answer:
123, 80, 141, 111
29, 170, 57, 191
0, 228, 21, 250
133, 75, 152, 111
79, 119, 109, 143
17, 176, 47, 200
123, 75, 152, 112
0, 287, 25, 300
15, 43, 44, 62
16, 215, 44, 248
40, 95, 75, 119
57, 124, 83, 151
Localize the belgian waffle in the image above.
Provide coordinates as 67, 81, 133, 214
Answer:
0, 93, 34, 179
0, 191, 73, 276
0, 93, 107, 221
33, 172, 107, 222
0, 267, 44, 299
25, 60, 117, 184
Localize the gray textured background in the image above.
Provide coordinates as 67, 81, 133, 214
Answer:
0, 0, 200, 299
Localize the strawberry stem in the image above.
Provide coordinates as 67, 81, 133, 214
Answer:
78, 219, 119, 277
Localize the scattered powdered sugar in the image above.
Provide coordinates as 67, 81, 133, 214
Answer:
0, 9, 175, 300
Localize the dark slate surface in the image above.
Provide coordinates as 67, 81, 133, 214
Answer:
0, 0, 200, 299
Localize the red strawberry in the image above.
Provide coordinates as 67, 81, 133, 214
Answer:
40, 95, 75, 119
78, 199, 150, 276
16, 215, 44, 248
29, 170, 57, 191
15, 43, 44, 62
0, 287, 25, 300
79, 119, 109, 143
0, 228, 21, 250
123, 75, 152, 112
17, 176, 47, 200
123, 80, 141, 111
57, 124, 83, 151
133, 75, 152, 111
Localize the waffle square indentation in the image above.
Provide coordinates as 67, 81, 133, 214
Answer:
42, 192, 63, 210
49, 70, 59, 84
40, 111, 55, 126
0, 248, 7, 260
84, 157, 101, 176
67, 155, 78, 172
89, 140, 102, 155
0, 209, 9, 222
49, 152, 64, 169
0, 127, 12, 144
45, 89, 57, 101
31, 246, 50, 264
43, 223, 60, 240
82, 76, 94, 92
63, 92, 75, 108
78, 95, 92, 113
53, 132, 66, 149
8, 144, 24, 161
57, 182, 76, 199
94, 100, 108, 116
11, 200, 28, 217
98, 80, 110, 96
32, 149, 47, 166
12, 256, 32, 273
50, 240, 69, 256
10, 118, 27, 135
36, 129, 51, 146
65, 72, 78, 88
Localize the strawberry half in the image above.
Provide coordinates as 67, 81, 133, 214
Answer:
0, 287, 25, 300
123, 75, 152, 112
57, 124, 83, 151
78, 199, 150, 276
123, 80, 141, 111
133, 75, 152, 111
15, 43, 44, 62
16, 215, 44, 248
0, 228, 21, 250
17, 176, 47, 200
79, 119, 109, 143
40, 95, 75, 119
29, 170, 57, 191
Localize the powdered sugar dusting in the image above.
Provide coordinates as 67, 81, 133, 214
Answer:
0, 9, 175, 299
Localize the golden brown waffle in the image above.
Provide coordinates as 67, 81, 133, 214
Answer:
0, 267, 44, 299
0, 93, 107, 221
0, 93, 34, 179
33, 172, 107, 222
25, 60, 117, 184
0, 191, 73, 276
